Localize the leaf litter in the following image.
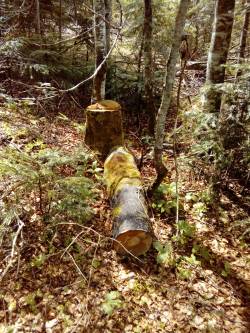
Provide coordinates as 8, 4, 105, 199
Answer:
0, 106, 249, 333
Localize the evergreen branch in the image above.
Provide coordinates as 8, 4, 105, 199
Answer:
82, 2, 121, 30
60, 29, 122, 93
60, 0, 123, 93
28, 24, 99, 47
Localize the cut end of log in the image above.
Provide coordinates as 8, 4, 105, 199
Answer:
114, 230, 152, 256
86, 100, 121, 111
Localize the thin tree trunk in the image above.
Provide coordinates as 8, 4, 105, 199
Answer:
143, 0, 156, 135
176, 59, 187, 110
35, 0, 41, 37
137, 39, 144, 77
203, 0, 235, 114
104, 0, 112, 98
92, 0, 108, 102
192, 0, 200, 58
177, 35, 189, 109
203, 0, 235, 204
236, 0, 250, 78
104, 0, 112, 52
73, 0, 77, 21
135, 37, 144, 131
151, 0, 190, 193
59, 0, 62, 41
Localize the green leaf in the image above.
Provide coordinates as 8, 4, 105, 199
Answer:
177, 267, 192, 280
106, 291, 120, 301
30, 253, 47, 268
177, 220, 196, 238
102, 303, 114, 315
221, 262, 231, 277
154, 241, 175, 267
153, 240, 164, 252
102, 291, 123, 316
91, 259, 101, 269
184, 254, 201, 266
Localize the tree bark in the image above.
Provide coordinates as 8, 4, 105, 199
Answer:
135, 37, 144, 129
85, 100, 153, 256
143, 0, 156, 135
35, 0, 41, 37
104, 147, 152, 256
152, 0, 190, 193
203, 0, 235, 114
92, 0, 108, 102
236, 0, 250, 78
59, 0, 62, 41
202, 0, 235, 204
85, 100, 124, 159
104, 0, 112, 53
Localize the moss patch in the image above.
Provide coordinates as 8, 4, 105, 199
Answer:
104, 147, 141, 196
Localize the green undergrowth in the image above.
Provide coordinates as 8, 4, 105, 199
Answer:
0, 105, 102, 252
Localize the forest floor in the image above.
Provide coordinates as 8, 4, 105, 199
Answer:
0, 101, 249, 333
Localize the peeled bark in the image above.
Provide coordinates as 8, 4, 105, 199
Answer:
85, 100, 124, 159
104, 147, 152, 256
203, 0, 235, 114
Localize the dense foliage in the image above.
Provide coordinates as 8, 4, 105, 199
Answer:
0, 0, 249, 332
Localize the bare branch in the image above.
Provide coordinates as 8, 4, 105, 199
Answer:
0, 215, 24, 282
60, 30, 121, 93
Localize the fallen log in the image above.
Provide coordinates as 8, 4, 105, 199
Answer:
185, 61, 207, 70
85, 100, 153, 256
176, 61, 207, 75
104, 146, 152, 256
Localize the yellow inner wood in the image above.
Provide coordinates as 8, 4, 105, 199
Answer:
87, 100, 121, 111
114, 230, 152, 256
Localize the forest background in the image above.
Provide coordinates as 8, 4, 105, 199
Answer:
0, 0, 249, 332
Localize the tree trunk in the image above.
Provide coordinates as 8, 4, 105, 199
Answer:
177, 35, 189, 109
135, 37, 144, 130
85, 100, 153, 256
236, 0, 250, 78
73, 0, 77, 21
203, 0, 235, 114
104, 0, 112, 52
143, 0, 156, 135
85, 100, 124, 159
35, 0, 41, 37
59, 0, 62, 41
202, 0, 235, 204
152, 0, 190, 193
104, 147, 152, 256
92, 0, 108, 102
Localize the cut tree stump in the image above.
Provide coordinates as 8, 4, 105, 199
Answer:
104, 146, 152, 256
85, 100, 124, 159
85, 100, 153, 256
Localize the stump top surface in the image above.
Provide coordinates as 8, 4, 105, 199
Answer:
87, 100, 121, 111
